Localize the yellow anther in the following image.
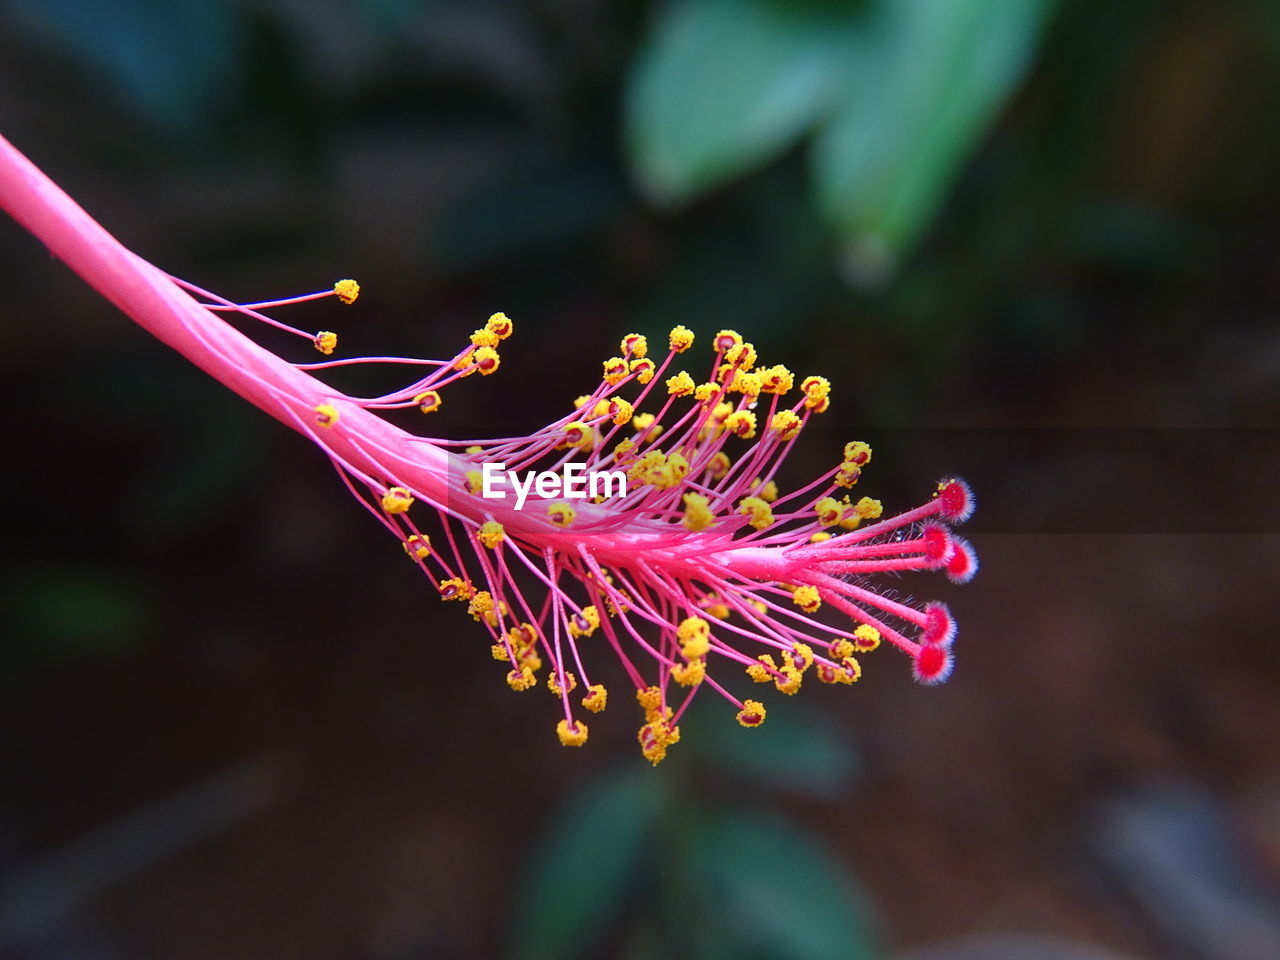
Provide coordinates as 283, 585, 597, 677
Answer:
519, 648, 543, 673
853, 624, 881, 652
381, 486, 414, 514
694, 382, 720, 402
582, 684, 608, 713
774, 665, 802, 695
573, 394, 592, 409
636, 685, 663, 717
603, 357, 629, 385
834, 462, 863, 488
792, 584, 821, 613
403, 534, 431, 560
333, 279, 360, 304
638, 718, 679, 765
669, 325, 695, 353
677, 615, 710, 643
548, 671, 578, 696
465, 445, 484, 455
707, 452, 731, 480
652, 464, 680, 490
471, 328, 500, 349
738, 496, 774, 530
561, 421, 594, 450
770, 410, 802, 441
613, 438, 635, 459
737, 699, 767, 727
789, 642, 815, 672
314, 331, 338, 355
817, 657, 859, 684
830, 638, 855, 660
491, 643, 509, 662
754, 479, 779, 502
679, 636, 711, 663
730, 370, 762, 396
629, 450, 670, 487
477, 520, 505, 549
591, 399, 612, 419
760, 364, 794, 395
632, 412, 656, 431
485, 312, 514, 339
843, 440, 872, 466
414, 390, 442, 413
711, 401, 735, 424
667, 451, 689, 478
437, 577, 473, 601
704, 602, 730, 620
746, 653, 776, 683
630, 358, 655, 384
810, 532, 832, 543
507, 666, 536, 691
468, 590, 494, 619
815, 496, 844, 527
465, 470, 484, 495
472, 345, 501, 375
568, 605, 600, 638
314, 403, 339, 428
621, 333, 649, 358
682, 491, 716, 531
724, 340, 756, 371
609, 397, 634, 426
855, 496, 883, 520
666, 370, 695, 396
491, 600, 511, 626
800, 375, 830, 409
547, 503, 576, 527
507, 624, 535, 650
723, 410, 757, 439
713, 329, 743, 353
671, 659, 705, 686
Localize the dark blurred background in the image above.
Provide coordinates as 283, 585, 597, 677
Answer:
2, 1, 1279, 958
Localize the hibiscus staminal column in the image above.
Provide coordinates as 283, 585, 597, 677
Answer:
0, 131, 977, 765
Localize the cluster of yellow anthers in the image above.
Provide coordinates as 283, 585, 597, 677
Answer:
238, 295, 975, 764
0, 132, 974, 767
311, 312, 978, 765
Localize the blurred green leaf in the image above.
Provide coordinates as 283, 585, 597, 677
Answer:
687, 807, 878, 960
4, 0, 239, 129
439, 157, 622, 270
685, 698, 859, 800
812, 0, 1055, 276
513, 767, 668, 960
5, 567, 152, 665
631, 163, 833, 338
625, 0, 854, 204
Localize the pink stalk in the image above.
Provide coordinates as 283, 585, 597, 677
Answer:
0, 131, 977, 765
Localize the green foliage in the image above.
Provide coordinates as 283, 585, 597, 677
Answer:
514, 767, 669, 960
626, 0, 1056, 276
812, 0, 1057, 279
5, 567, 152, 670
512, 710, 867, 958
684, 808, 878, 960
685, 697, 860, 800
625, 0, 853, 204
3, 0, 239, 129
